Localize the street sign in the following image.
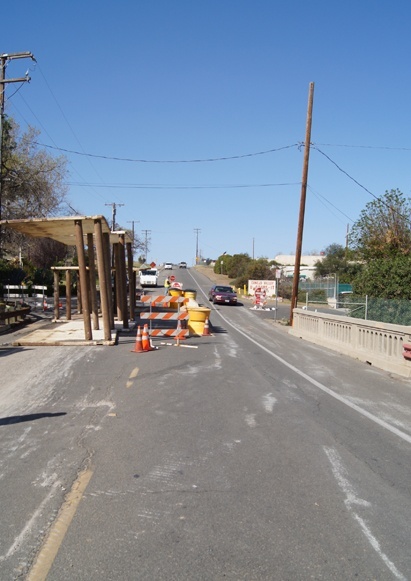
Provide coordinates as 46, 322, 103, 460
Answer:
171, 281, 183, 289
254, 287, 267, 307
170, 275, 176, 282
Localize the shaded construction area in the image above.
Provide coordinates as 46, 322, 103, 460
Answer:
0, 215, 136, 345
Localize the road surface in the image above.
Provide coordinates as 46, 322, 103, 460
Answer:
0, 266, 410, 579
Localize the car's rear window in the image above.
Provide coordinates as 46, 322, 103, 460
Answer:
216, 286, 233, 292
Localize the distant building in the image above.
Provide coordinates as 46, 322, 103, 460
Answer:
273, 254, 325, 279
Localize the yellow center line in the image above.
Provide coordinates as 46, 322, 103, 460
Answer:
126, 367, 139, 387
27, 467, 93, 581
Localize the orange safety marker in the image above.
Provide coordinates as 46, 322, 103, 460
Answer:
131, 326, 144, 353
202, 318, 211, 336
142, 324, 153, 351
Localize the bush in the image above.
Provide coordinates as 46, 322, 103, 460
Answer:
349, 296, 411, 325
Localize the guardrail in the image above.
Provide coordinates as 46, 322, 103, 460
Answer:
0, 305, 31, 328
289, 308, 411, 378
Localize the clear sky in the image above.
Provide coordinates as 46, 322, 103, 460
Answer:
3, 1, 411, 265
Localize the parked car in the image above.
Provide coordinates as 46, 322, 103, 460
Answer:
164, 262, 173, 270
208, 285, 237, 305
179, 261, 187, 268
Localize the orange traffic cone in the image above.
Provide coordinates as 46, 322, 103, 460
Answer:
202, 318, 211, 336
131, 326, 144, 353
142, 324, 152, 351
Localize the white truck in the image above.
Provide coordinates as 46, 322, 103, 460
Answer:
139, 268, 158, 288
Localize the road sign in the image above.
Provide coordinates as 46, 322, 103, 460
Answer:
171, 281, 183, 289
254, 288, 267, 306
170, 275, 176, 282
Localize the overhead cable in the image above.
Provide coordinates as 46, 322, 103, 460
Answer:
33, 142, 299, 164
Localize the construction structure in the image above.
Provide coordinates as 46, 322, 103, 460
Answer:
0, 215, 135, 343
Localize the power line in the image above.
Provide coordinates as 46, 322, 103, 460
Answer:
32, 142, 299, 164
312, 146, 411, 224
314, 142, 411, 152
312, 145, 379, 201
66, 181, 300, 190
307, 185, 355, 224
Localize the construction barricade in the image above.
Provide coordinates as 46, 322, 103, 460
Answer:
137, 295, 189, 341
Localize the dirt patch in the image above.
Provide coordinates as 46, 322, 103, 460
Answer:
193, 265, 234, 286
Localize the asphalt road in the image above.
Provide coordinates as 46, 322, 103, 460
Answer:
0, 267, 410, 580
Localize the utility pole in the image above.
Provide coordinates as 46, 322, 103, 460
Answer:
127, 220, 139, 255
142, 229, 151, 263
345, 223, 349, 262
290, 82, 314, 326
105, 202, 124, 231
194, 228, 201, 264
0, 52, 36, 253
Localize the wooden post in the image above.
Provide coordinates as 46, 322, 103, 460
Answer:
127, 241, 135, 321
53, 270, 60, 320
66, 269, 72, 320
75, 219, 92, 341
77, 271, 82, 314
290, 82, 314, 326
103, 232, 114, 329
114, 243, 122, 321
87, 232, 99, 330
119, 234, 129, 329
94, 219, 111, 341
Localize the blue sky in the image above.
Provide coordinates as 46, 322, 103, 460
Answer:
3, 1, 411, 265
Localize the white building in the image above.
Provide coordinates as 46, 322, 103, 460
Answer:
273, 255, 325, 279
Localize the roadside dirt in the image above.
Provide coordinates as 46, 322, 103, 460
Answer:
193, 265, 233, 286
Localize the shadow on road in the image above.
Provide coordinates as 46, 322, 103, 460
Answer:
0, 412, 67, 426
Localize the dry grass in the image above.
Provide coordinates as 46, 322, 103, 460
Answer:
193, 265, 233, 286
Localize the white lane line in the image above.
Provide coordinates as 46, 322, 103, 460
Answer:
324, 447, 370, 509
0, 481, 61, 562
324, 447, 407, 581
352, 513, 407, 581
205, 296, 411, 446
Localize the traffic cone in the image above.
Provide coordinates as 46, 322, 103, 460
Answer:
142, 324, 152, 351
202, 318, 211, 336
131, 326, 144, 353
43, 299, 48, 311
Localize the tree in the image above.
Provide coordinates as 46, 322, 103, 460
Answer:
352, 255, 411, 299
226, 253, 252, 279
1, 117, 68, 257
314, 243, 362, 283
234, 258, 276, 289
349, 189, 411, 261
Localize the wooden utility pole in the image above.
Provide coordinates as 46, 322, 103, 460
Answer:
290, 82, 315, 326
0, 52, 35, 254
105, 202, 124, 231
194, 228, 201, 264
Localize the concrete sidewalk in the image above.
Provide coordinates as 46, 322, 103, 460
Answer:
11, 316, 119, 347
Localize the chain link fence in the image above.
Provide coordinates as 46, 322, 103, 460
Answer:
300, 290, 411, 326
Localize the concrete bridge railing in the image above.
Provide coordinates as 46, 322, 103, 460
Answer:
289, 308, 411, 378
